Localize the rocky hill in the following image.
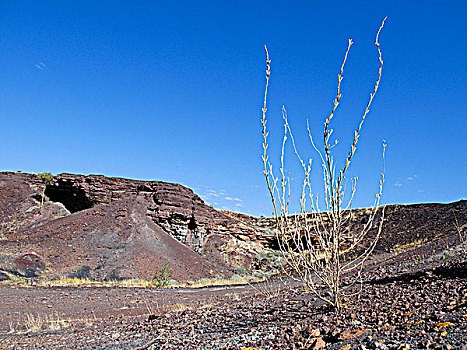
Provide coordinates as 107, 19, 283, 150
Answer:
0, 172, 272, 281
224, 200, 466, 253
0, 171, 465, 283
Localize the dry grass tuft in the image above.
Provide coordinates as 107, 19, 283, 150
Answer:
24, 313, 43, 333
170, 275, 266, 289
248, 277, 288, 300
22, 312, 68, 333
36, 275, 267, 289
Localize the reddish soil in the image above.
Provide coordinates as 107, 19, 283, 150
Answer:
0, 235, 465, 349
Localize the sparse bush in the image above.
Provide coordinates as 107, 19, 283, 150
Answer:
261, 18, 388, 309
152, 262, 173, 287
255, 250, 285, 271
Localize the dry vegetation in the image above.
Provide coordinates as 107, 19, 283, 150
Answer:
261, 18, 388, 309
29, 275, 267, 289
7, 312, 69, 334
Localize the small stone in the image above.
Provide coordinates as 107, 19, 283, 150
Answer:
312, 337, 326, 349
310, 328, 320, 337
436, 322, 454, 329
375, 341, 388, 349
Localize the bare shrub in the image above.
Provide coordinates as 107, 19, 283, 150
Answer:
261, 18, 388, 309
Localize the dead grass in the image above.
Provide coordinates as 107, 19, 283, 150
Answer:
393, 239, 427, 252
166, 300, 215, 312
169, 275, 266, 289
5, 312, 97, 335
0, 274, 26, 285
143, 296, 217, 315
21, 312, 68, 333
248, 277, 288, 300
38, 277, 158, 288
34, 275, 267, 289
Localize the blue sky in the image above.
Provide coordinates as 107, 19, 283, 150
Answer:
1, 1, 466, 216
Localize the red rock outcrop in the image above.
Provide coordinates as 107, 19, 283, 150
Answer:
0, 172, 269, 281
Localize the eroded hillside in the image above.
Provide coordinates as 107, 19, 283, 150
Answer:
0, 172, 273, 281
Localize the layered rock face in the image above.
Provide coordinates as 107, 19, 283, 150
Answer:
0, 172, 270, 281
226, 200, 467, 253
44, 173, 269, 257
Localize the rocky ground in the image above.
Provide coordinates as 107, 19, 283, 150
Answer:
1, 235, 465, 349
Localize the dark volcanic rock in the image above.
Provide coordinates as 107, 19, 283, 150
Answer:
228, 200, 467, 253
14, 253, 46, 277
0, 172, 267, 281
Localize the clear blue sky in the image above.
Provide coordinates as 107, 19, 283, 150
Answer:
1, 1, 466, 216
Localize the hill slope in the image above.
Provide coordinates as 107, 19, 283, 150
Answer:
0, 172, 267, 281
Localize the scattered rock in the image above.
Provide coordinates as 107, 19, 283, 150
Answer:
312, 337, 326, 349
14, 253, 46, 277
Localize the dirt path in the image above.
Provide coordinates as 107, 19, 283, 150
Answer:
0, 278, 295, 334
